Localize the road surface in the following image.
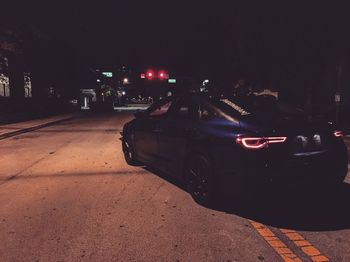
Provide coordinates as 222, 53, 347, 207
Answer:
0, 112, 350, 261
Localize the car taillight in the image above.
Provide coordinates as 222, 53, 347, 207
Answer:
334, 131, 343, 137
266, 137, 288, 143
236, 137, 267, 149
236, 136, 287, 149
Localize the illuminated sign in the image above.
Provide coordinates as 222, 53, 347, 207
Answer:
102, 72, 113, 77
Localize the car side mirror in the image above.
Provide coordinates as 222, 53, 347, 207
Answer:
134, 110, 145, 118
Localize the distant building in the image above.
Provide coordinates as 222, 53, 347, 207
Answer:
24, 72, 32, 98
80, 89, 96, 109
0, 57, 10, 97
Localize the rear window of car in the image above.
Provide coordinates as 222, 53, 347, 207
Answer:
219, 99, 251, 116
144, 97, 174, 117
211, 96, 304, 118
210, 98, 251, 118
149, 101, 173, 117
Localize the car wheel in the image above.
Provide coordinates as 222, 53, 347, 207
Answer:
122, 137, 141, 166
334, 164, 348, 184
324, 161, 347, 186
185, 154, 216, 206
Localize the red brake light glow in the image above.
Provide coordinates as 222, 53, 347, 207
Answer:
334, 131, 343, 137
236, 136, 287, 149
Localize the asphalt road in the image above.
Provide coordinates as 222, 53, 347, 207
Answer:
0, 112, 350, 261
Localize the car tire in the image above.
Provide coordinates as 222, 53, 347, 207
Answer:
185, 153, 216, 206
122, 137, 142, 166
335, 164, 348, 184
325, 160, 348, 186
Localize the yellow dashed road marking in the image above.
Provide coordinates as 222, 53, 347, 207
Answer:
280, 229, 329, 262
250, 221, 330, 262
249, 221, 302, 262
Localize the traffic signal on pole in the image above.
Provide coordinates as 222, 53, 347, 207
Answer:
143, 69, 169, 80
145, 70, 155, 80
158, 70, 169, 80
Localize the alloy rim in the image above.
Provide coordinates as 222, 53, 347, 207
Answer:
187, 160, 209, 200
124, 141, 133, 159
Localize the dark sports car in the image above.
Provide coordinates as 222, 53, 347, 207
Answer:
121, 94, 348, 205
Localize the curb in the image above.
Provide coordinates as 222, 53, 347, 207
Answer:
0, 115, 79, 140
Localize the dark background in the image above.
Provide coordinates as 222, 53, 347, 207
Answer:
2, 1, 350, 107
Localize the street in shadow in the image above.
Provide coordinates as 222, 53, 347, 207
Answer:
214, 182, 350, 231
145, 166, 350, 231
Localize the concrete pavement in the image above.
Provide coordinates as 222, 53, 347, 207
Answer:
0, 112, 81, 140
0, 112, 349, 261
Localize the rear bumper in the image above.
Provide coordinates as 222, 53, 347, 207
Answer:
216, 148, 348, 195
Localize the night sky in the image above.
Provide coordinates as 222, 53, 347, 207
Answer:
3, 1, 350, 79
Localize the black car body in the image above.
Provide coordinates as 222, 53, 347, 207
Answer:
122, 94, 348, 204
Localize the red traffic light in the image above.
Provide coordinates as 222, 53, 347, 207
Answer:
145, 70, 155, 80
144, 69, 169, 80
158, 70, 168, 80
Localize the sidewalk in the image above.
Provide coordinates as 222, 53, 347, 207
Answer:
113, 103, 150, 111
0, 113, 81, 140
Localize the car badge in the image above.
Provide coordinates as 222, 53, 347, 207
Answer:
296, 135, 308, 149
